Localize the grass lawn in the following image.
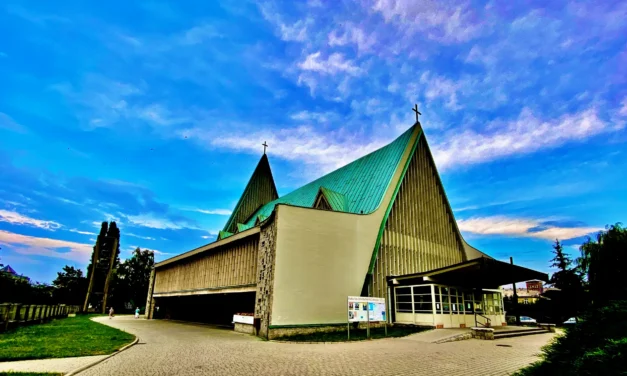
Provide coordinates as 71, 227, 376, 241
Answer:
0, 315, 135, 361
276, 325, 429, 342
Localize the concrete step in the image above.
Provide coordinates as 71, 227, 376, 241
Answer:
494, 329, 548, 339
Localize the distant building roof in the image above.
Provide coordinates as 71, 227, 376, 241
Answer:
1, 265, 17, 275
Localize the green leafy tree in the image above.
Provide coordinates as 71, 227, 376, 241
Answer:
52, 266, 87, 305
112, 247, 154, 311
578, 223, 627, 305
548, 240, 584, 320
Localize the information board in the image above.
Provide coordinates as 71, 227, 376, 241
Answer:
347, 296, 386, 322
233, 314, 254, 325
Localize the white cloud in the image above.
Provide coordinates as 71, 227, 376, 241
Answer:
193, 209, 232, 216
619, 97, 627, 116
298, 52, 361, 76
187, 125, 393, 174
371, 0, 484, 43
126, 233, 156, 240
68, 229, 97, 235
137, 104, 188, 126
0, 112, 28, 133
179, 24, 222, 45
458, 216, 601, 241
258, 3, 310, 42
290, 110, 335, 123
0, 230, 92, 263
432, 108, 610, 170
328, 23, 376, 53
420, 71, 461, 110
0, 210, 62, 230
126, 214, 184, 230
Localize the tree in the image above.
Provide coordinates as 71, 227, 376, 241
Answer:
548, 240, 584, 320
84, 221, 122, 311
112, 247, 154, 311
52, 266, 87, 305
578, 223, 627, 305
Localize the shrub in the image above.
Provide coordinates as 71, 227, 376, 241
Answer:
517, 301, 627, 376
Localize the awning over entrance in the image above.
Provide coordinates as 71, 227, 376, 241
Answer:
387, 257, 548, 288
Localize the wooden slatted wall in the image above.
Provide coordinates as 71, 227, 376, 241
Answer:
372, 138, 465, 298
154, 235, 259, 294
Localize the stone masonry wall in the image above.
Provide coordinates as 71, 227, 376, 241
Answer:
254, 217, 278, 339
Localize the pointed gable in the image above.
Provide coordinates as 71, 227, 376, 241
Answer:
222, 154, 279, 234
241, 124, 416, 227
370, 133, 467, 298
313, 186, 348, 212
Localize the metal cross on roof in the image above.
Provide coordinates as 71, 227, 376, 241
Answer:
412, 104, 421, 122
262, 141, 268, 154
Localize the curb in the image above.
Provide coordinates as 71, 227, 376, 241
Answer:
65, 336, 139, 376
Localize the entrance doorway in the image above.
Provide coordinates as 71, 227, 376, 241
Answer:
154, 291, 256, 326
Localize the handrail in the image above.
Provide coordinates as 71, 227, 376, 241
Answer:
474, 312, 491, 327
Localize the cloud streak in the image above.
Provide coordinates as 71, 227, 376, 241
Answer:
0, 210, 62, 230
432, 108, 611, 170
0, 230, 92, 263
458, 216, 601, 241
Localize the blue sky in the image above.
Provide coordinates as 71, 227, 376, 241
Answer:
0, 1, 626, 284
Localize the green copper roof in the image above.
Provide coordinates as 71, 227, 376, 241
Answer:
222, 154, 279, 233
240, 124, 416, 228
318, 187, 348, 212
217, 230, 233, 240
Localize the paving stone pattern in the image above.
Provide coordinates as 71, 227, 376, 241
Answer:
82, 316, 555, 376
0, 355, 107, 374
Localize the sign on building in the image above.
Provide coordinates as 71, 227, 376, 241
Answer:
347, 296, 386, 322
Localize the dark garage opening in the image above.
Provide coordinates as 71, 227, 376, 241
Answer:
154, 291, 256, 326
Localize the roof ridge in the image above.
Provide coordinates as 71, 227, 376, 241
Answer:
239, 123, 419, 228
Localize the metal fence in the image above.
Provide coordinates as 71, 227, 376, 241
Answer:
0, 303, 81, 332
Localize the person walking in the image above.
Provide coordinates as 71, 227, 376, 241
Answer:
109, 307, 114, 319
135, 307, 140, 319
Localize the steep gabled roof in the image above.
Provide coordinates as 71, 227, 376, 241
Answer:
1, 265, 17, 275
222, 154, 279, 234
241, 124, 416, 228
314, 186, 348, 212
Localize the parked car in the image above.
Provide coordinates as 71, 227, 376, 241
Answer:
519, 316, 537, 324
563, 317, 578, 325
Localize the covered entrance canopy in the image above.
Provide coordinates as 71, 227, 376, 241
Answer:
388, 257, 549, 288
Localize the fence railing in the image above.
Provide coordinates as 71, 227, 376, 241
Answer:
0, 303, 81, 332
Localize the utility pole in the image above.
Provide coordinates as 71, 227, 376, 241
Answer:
510, 257, 520, 326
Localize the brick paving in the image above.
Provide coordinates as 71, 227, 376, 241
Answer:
81, 316, 556, 376
0, 355, 107, 374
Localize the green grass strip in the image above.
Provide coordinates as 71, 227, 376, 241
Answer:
0, 315, 135, 361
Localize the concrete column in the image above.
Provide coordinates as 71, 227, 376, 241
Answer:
20, 305, 29, 322
10, 304, 22, 328
145, 268, 156, 319
0, 304, 10, 332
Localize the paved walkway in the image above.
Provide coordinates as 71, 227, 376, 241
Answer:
77, 316, 556, 376
0, 355, 107, 374
403, 328, 469, 343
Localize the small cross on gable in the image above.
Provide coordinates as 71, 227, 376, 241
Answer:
262, 141, 268, 155
412, 104, 421, 122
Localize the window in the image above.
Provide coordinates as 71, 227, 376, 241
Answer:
412, 285, 433, 313
396, 302, 413, 313
450, 288, 458, 314
395, 287, 413, 313
464, 292, 474, 313
442, 288, 450, 313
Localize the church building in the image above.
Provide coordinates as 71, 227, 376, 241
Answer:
145, 118, 547, 338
